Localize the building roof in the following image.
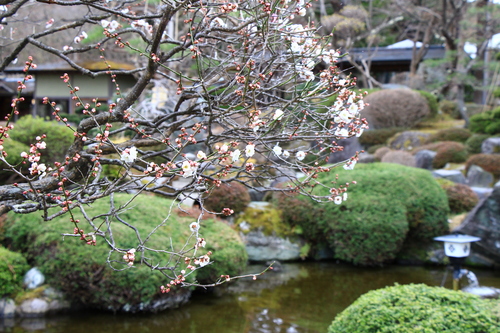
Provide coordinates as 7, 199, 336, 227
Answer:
342, 45, 446, 64
4, 60, 135, 73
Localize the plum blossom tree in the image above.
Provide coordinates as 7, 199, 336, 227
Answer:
0, 0, 367, 288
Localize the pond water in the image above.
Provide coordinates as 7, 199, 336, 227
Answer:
3, 262, 500, 333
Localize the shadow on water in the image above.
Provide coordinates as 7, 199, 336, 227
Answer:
2, 262, 500, 333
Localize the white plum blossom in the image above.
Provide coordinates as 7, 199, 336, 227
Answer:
211, 17, 227, 28
356, 127, 365, 137
343, 192, 348, 201
121, 146, 138, 163
282, 150, 290, 159
29, 162, 47, 177
291, 42, 303, 53
273, 109, 284, 120
335, 127, 349, 138
219, 144, 229, 153
334, 110, 352, 123
181, 160, 197, 178
189, 222, 200, 232
334, 196, 342, 204
245, 144, 255, 157
273, 145, 282, 156
45, 18, 54, 29
297, 7, 306, 16
197, 151, 207, 160
348, 103, 359, 115
232, 149, 241, 162
296, 151, 306, 161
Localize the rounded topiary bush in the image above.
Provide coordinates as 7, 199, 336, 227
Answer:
8, 116, 74, 164
357, 128, 405, 147
373, 146, 391, 161
203, 182, 251, 215
426, 128, 472, 144
0, 246, 29, 297
275, 163, 449, 266
465, 154, 500, 178
465, 134, 490, 155
469, 106, 500, 135
362, 89, 430, 129
328, 284, 500, 333
444, 183, 479, 214
0, 138, 30, 182
415, 141, 468, 169
4, 194, 247, 312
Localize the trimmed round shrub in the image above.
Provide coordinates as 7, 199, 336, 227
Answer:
373, 146, 391, 161
0, 138, 30, 182
328, 284, 500, 333
0, 246, 29, 297
440, 100, 458, 116
415, 141, 468, 169
357, 128, 405, 147
203, 182, 251, 215
426, 127, 472, 144
416, 90, 438, 118
8, 115, 75, 164
465, 154, 500, 178
444, 183, 479, 214
469, 106, 500, 135
4, 194, 247, 311
362, 89, 430, 129
275, 163, 449, 266
380, 150, 416, 167
465, 134, 490, 155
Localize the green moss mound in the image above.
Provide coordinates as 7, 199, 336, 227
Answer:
4, 194, 247, 311
0, 246, 29, 297
275, 163, 449, 266
465, 134, 490, 155
328, 284, 500, 333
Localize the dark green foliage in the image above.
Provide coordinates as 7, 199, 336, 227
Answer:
4, 194, 247, 311
274, 163, 449, 266
466, 154, 500, 178
443, 183, 479, 214
417, 90, 439, 118
357, 128, 405, 147
8, 116, 75, 164
465, 134, 490, 155
203, 182, 251, 215
426, 128, 471, 144
469, 107, 500, 135
0, 246, 29, 297
328, 284, 500, 333
366, 144, 386, 154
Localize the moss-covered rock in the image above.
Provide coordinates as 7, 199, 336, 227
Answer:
328, 284, 500, 333
274, 163, 449, 266
0, 246, 29, 297
3, 194, 247, 312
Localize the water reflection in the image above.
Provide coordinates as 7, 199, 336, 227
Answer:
2, 262, 499, 333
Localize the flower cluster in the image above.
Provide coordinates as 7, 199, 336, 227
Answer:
123, 249, 136, 267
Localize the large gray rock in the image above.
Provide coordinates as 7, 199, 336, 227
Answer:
471, 187, 494, 200
415, 149, 436, 170
17, 299, 49, 317
0, 298, 16, 318
244, 231, 301, 261
455, 181, 500, 264
481, 137, 500, 154
328, 137, 363, 164
23, 267, 45, 289
388, 131, 430, 150
467, 165, 494, 188
432, 169, 466, 184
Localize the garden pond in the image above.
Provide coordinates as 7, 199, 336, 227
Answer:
3, 262, 500, 333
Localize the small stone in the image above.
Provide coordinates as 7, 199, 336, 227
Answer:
18, 298, 49, 317
0, 298, 16, 318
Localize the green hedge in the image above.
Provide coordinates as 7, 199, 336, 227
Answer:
274, 163, 449, 266
417, 90, 439, 118
469, 107, 500, 135
4, 194, 247, 311
328, 284, 500, 333
0, 246, 29, 297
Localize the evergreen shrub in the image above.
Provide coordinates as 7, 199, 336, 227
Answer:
357, 128, 405, 147
4, 194, 247, 311
465, 134, 490, 155
469, 106, 500, 135
8, 116, 74, 164
439, 100, 458, 116
415, 141, 468, 169
203, 182, 251, 215
426, 128, 471, 144
328, 284, 500, 333
416, 90, 439, 118
0, 246, 29, 297
274, 163, 449, 266
362, 89, 430, 129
